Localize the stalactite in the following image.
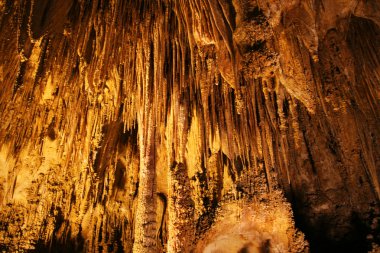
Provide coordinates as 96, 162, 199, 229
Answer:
0, 0, 379, 252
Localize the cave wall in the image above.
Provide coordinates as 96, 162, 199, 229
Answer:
0, 0, 379, 252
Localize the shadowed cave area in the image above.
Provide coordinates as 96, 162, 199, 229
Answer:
0, 0, 379, 252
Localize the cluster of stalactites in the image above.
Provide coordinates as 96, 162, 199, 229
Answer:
0, 0, 379, 252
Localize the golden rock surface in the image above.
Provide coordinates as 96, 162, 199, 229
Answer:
0, 0, 379, 252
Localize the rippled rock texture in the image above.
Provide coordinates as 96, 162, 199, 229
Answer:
0, 0, 379, 252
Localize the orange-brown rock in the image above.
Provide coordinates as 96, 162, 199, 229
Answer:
0, 0, 379, 252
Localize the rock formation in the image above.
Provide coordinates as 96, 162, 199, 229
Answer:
0, 0, 379, 252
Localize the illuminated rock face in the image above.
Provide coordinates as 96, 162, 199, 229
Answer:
0, 0, 379, 252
